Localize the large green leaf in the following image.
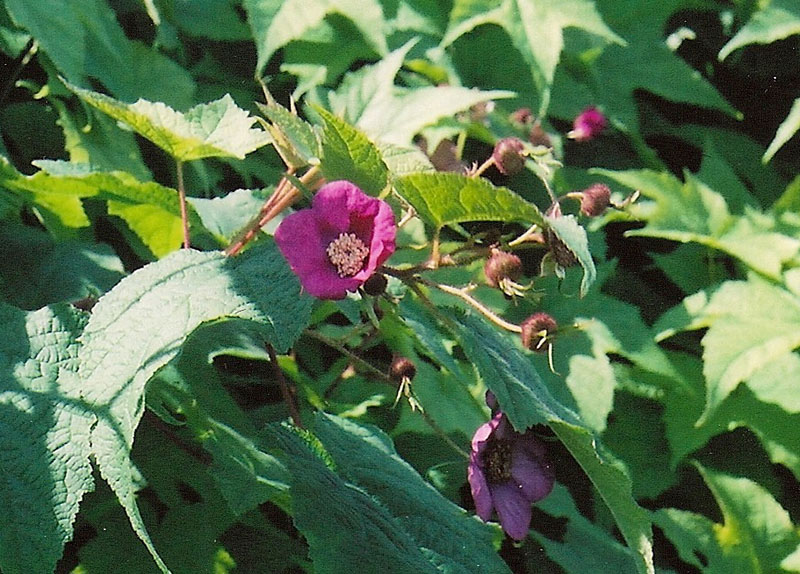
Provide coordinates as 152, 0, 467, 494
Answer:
662, 352, 800, 483
315, 106, 389, 195
655, 465, 800, 573
68, 84, 271, 162
244, 0, 389, 77
323, 41, 514, 145
77, 241, 313, 571
32, 160, 210, 257
0, 304, 93, 574
147, 319, 291, 516
598, 168, 800, 279
550, 0, 737, 140
446, 309, 654, 574
268, 412, 512, 574
718, 0, 800, 60
0, 222, 125, 310
532, 484, 641, 573
394, 171, 544, 229
5, 0, 195, 108
442, 0, 624, 114
656, 278, 800, 424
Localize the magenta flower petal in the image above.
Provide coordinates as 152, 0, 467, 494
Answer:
274, 180, 396, 299
568, 106, 607, 141
491, 482, 533, 541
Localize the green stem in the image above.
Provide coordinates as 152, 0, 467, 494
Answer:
175, 160, 190, 249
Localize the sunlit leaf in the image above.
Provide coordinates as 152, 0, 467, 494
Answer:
718, 0, 800, 60
394, 171, 544, 229
68, 84, 271, 162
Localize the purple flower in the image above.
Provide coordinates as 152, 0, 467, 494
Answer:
568, 106, 607, 141
274, 180, 396, 299
468, 412, 554, 540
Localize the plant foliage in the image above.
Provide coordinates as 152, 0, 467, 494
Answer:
0, 1, 798, 573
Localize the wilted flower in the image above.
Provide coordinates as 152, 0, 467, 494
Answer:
274, 180, 396, 299
468, 412, 555, 540
484, 248, 530, 298
492, 137, 527, 175
567, 106, 607, 141
520, 312, 557, 352
579, 183, 611, 217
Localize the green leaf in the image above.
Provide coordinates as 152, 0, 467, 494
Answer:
53, 100, 152, 181
446, 309, 654, 574
719, 0, 800, 60
663, 354, 800, 482
394, 171, 544, 229
269, 412, 512, 574
147, 318, 291, 516
764, 97, 800, 163
324, 40, 514, 145
0, 155, 92, 232
188, 189, 270, 244
442, 0, 625, 114
655, 464, 800, 573
598, 168, 800, 279
0, 304, 93, 574
5, 0, 195, 108
77, 241, 313, 571
315, 106, 389, 195
169, 0, 251, 41
550, 0, 737, 140
699, 280, 800, 422
33, 160, 210, 257
244, 0, 389, 77
68, 84, 271, 162
532, 484, 641, 573
0, 222, 125, 309
256, 100, 322, 168
546, 213, 597, 297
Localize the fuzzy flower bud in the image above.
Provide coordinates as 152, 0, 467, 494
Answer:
520, 312, 557, 352
567, 106, 607, 142
579, 183, 611, 217
389, 356, 417, 383
484, 248, 522, 288
492, 137, 526, 175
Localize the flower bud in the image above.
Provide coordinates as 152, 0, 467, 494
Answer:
567, 106, 607, 142
484, 248, 522, 288
389, 356, 417, 383
520, 312, 557, 352
579, 183, 611, 217
362, 273, 388, 296
510, 107, 533, 125
492, 137, 526, 175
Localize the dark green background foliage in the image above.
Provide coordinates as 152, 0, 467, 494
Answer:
0, 1, 799, 573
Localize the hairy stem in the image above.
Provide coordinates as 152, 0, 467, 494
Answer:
224, 165, 322, 256
306, 329, 469, 459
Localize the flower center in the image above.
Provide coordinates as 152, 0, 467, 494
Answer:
483, 438, 514, 484
326, 232, 370, 277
